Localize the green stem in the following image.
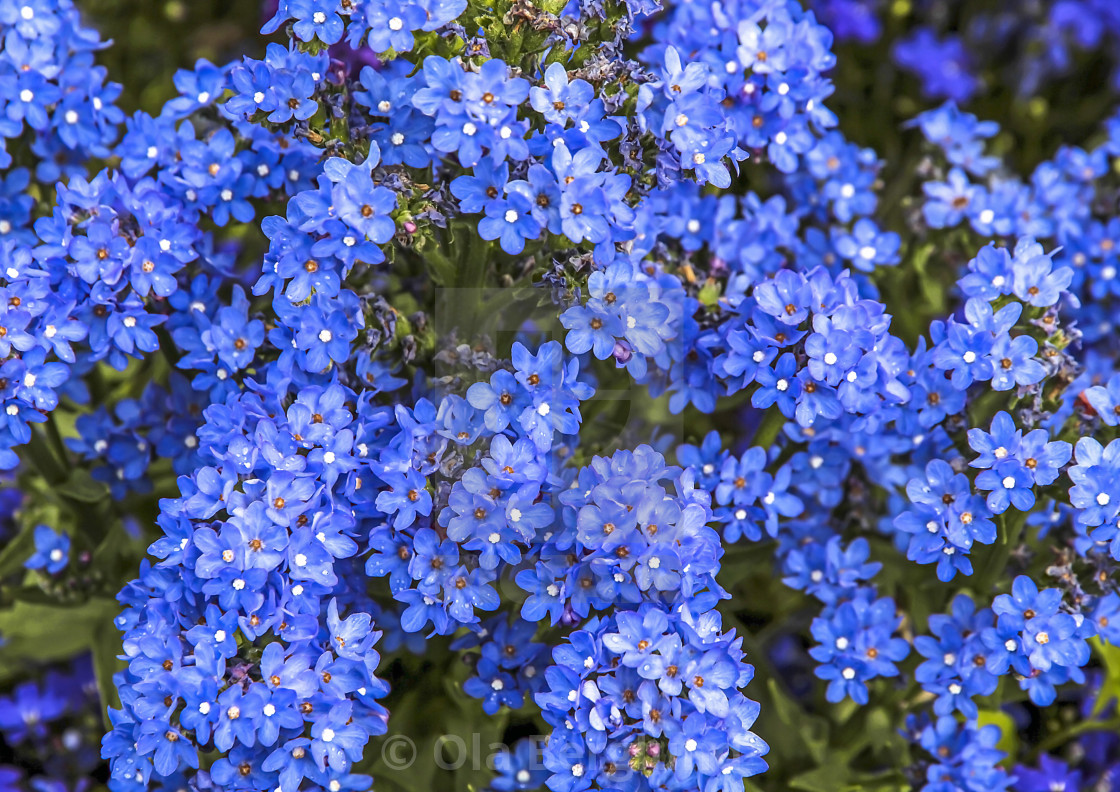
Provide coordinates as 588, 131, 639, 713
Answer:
25, 425, 68, 486
45, 415, 68, 466
1032, 717, 1120, 758
976, 510, 1028, 597
752, 406, 786, 450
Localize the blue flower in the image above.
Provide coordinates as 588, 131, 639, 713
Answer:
531, 63, 595, 126
1084, 372, 1120, 426
988, 333, 1044, 391
478, 189, 541, 254
833, 218, 900, 271
24, 525, 70, 574
922, 167, 977, 228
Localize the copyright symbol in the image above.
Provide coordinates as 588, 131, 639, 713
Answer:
382, 735, 416, 770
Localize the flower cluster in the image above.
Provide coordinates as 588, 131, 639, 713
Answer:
536, 605, 767, 792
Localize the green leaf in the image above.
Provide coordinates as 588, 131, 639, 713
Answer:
0, 598, 119, 686
92, 617, 125, 728
697, 278, 722, 308
59, 468, 110, 503
1091, 637, 1120, 716
0, 522, 36, 578
765, 678, 830, 763
977, 708, 1019, 760
790, 764, 851, 792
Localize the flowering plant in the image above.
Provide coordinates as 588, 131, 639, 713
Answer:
2, 1, 1120, 791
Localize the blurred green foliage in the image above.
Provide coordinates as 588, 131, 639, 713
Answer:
80, 0, 264, 114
